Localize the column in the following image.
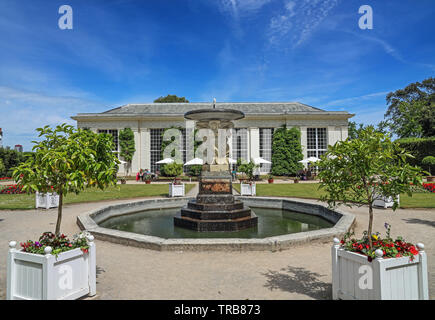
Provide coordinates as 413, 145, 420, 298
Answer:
249, 127, 260, 160
300, 126, 307, 159
143, 128, 151, 171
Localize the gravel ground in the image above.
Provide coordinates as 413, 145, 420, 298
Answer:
0, 197, 433, 300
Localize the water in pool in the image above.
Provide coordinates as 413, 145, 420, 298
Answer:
99, 207, 334, 239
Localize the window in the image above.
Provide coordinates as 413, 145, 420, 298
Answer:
97, 129, 118, 152
259, 128, 274, 173
150, 128, 165, 173
231, 128, 248, 171
307, 128, 327, 158
150, 128, 187, 173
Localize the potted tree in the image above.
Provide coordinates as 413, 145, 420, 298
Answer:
164, 162, 184, 197
422, 156, 435, 182
8, 124, 119, 300
144, 173, 152, 184
267, 174, 274, 184
317, 127, 428, 300
238, 159, 258, 196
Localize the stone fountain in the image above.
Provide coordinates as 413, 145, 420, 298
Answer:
173, 101, 258, 232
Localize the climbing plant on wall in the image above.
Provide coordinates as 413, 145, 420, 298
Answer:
271, 126, 303, 176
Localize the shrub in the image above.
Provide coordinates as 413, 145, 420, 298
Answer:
397, 137, 435, 173
271, 126, 303, 176
422, 156, 435, 175
161, 162, 183, 177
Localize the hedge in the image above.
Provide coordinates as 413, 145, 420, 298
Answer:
397, 137, 435, 173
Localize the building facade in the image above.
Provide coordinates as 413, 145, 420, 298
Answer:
71, 102, 354, 175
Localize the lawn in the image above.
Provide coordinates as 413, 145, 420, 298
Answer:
0, 184, 195, 210
233, 183, 435, 208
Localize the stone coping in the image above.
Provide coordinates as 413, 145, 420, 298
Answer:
77, 196, 355, 252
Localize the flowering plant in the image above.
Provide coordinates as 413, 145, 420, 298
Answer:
422, 183, 435, 193
340, 223, 419, 262
0, 184, 28, 194
20, 231, 91, 256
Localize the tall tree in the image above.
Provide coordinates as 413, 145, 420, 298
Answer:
271, 126, 303, 176
13, 124, 119, 235
382, 77, 435, 138
154, 94, 189, 103
119, 128, 136, 176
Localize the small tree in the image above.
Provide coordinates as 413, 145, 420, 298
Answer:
119, 128, 136, 177
161, 162, 183, 177
13, 124, 119, 235
422, 156, 435, 176
271, 126, 303, 176
154, 94, 189, 103
317, 127, 423, 248
0, 158, 5, 176
237, 159, 258, 181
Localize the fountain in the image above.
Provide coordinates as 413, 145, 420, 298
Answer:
173, 103, 258, 232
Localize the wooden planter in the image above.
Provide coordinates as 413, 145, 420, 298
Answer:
35, 192, 59, 209
293, 179, 299, 183
240, 183, 256, 196
145, 180, 151, 184
332, 238, 429, 300
7, 236, 96, 300
169, 183, 185, 197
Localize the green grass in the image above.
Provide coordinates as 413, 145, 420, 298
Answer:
233, 183, 435, 209
0, 184, 195, 210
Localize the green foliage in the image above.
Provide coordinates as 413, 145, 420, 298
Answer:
0, 159, 5, 176
188, 164, 202, 176
0, 147, 26, 177
237, 159, 258, 180
119, 128, 135, 163
348, 121, 387, 140
161, 162, 183, 177
154, 94, 189, 103
382, 77, 435, 138
13, 124, 120, 234
271, 126, 303, 176
397, 137, 435, 173
422, 156, 435, 175
317, 127, 423, 247
119, 128, 136, 176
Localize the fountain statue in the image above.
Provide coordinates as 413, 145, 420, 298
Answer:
173, 101, 258, 232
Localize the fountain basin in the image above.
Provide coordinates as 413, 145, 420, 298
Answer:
77, 197, 355, 251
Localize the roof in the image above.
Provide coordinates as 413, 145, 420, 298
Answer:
71, 102, 354, 120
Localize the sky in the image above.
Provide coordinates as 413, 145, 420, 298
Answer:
0, 0, 434, 151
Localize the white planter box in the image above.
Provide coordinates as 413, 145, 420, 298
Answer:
372, 194, 400, 209
240, 183, 256, 196
7, 236, 96, 300
169, 183, 185, 197
332, 238, 429, 300
35, 192, 60, 209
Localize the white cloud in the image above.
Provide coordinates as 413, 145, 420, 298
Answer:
268, 0, 340, 48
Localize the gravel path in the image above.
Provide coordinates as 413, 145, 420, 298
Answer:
0, 197, 433, 300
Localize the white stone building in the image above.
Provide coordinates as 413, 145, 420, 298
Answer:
71, 102, 354, 175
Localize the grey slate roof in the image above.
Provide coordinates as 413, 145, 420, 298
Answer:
102, 102, 325, 115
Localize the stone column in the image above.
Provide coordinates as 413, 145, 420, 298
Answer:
300, 126, 308, 159
249, 127, 260, 160
142, 128, 151, 171
131, 128, 140, 175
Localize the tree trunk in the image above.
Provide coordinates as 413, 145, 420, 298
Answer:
55, 191, 63, 235
368, 203, 373, 249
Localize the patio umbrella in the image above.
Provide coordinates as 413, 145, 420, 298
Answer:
119, 160, 128, 165
183, 158, 204, 166
298, 159, 311, 164
155, 158, 174, 164
252, 157, 272, 165
306, 156, 320, 162
228, 158, 237, 164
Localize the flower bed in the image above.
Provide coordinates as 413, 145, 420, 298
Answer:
0, 184, 27, 194
0, 177, 12, 181
422, 183, 435, 193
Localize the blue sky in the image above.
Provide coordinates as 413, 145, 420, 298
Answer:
1, 0, 434, 151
